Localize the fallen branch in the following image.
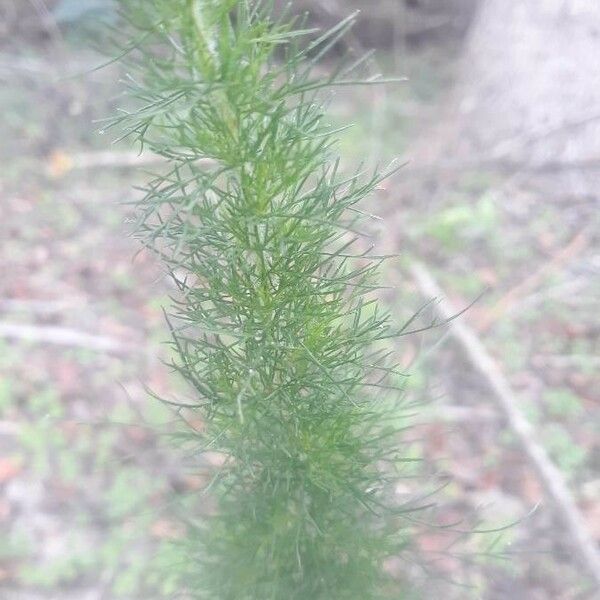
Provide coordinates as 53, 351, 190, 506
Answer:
0, 322, 133, 354
69, 150, 171, 170
0, 421, 21, 436
408, 261, 600, 590
0, 298, 82, 314
46, 149, 216, 177
50, 148, 600, 178
401, 156, 600, 180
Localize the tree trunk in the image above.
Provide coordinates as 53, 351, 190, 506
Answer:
450, 0, 600, 192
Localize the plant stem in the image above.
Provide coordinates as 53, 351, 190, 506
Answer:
110, 1, 414, 597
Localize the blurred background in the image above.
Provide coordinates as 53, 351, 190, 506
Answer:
1, 1, 599, 598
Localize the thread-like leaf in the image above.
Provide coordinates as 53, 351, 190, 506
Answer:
109, 1, 424, 598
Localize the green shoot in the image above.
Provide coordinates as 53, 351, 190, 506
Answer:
109, 1, 420, 597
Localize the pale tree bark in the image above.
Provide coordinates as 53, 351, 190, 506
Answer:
449, 0, 600, 192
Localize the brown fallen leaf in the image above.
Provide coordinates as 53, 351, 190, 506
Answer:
0, 500, 11, 521
0, 457, 23, 484
519, 471, 544, 505
150, 519, 185, 540
46, 149, 74, 178
582, 502, 600, 541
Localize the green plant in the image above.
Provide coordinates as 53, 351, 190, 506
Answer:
544, 387, 584, 420
420, 194, 498, 251
109, 1, 422, 597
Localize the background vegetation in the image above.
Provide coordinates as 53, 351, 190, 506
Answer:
1, 1, 598, 599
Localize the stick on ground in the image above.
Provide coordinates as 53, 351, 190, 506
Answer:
0, 322, 132, 354
408, 261, 600, 590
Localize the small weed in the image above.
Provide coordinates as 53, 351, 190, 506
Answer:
421, 194, 498, 251
542, 424, 587, 476
544, 388, 584, 420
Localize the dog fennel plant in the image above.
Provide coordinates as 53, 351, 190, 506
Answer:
109, 1, 424, 597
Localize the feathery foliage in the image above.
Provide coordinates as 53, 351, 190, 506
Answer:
109, 1, 420, 597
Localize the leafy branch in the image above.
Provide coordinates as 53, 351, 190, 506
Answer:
109, 1, 423, 597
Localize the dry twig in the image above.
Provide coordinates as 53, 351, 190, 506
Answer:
408, 261, 600, 590
0, 298, 82, 314
46, 150, 216, 176
0, 322, 133, 354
